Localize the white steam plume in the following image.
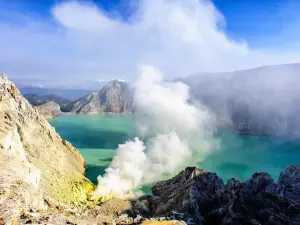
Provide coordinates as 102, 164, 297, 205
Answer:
93, 65, 217, 199
94, 138, 147, 197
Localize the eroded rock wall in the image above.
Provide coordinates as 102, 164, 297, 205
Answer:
0, 73, 92, 222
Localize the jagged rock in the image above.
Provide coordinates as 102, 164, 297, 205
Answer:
133, 199, 151, 216
278, 164, 300, 186
71, 80, 133, 114
0, 73, 92, 223
148, 166, 300, 225
150, 167, 224, 224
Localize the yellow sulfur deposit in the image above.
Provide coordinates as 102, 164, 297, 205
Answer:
92, 191, 116, 203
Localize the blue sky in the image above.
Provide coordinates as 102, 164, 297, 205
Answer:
214, 0, 300, 48
2, 0, 299, 48
0, 0, 300, 88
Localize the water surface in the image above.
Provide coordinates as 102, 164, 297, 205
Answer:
49, 114, 300, 184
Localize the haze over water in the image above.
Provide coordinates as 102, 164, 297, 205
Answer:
49, 114, 300, 184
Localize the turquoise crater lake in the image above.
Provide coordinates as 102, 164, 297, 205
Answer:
49, 114, 300, 184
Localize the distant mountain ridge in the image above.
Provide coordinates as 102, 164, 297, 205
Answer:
24, 94, 72, 112
20, 87, 93, 101
24, 80, 134, 117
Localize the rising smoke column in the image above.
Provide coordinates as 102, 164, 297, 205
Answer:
93, 65, 217, 199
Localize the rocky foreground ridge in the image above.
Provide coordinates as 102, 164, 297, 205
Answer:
143, 165, 300, 225
0, 73, 95, 222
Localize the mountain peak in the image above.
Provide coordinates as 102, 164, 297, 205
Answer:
71, 79, 133, 114
103, 79, 127, 89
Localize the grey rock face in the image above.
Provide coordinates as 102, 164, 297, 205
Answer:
150, 167, 224, 224
278, 164, 300, 186
147, 165, 300, 225
35, 101, 64, 118
71, 80, 133, 114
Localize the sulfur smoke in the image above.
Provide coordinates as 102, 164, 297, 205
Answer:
93, 65, 217, 199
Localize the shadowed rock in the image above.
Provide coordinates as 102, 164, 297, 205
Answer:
145, 165, 300, 225
278, 164, 300, 186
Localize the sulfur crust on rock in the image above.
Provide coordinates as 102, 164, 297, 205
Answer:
94, 193, 116, 203
0, 73, 96, 221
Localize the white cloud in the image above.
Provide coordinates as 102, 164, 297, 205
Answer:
1, 0, 300, 88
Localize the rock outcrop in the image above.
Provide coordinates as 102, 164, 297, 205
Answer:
145, 165, 300, 225
0, 73, 92, 222
24, 93, 72, 112
0, 74, 187, 224
71, 80, 133, 114
35, 101, 64, 118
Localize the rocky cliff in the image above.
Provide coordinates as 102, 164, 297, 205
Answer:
0, 73, 93, 222
71, 80, 133, 114
144, 165, 300, 225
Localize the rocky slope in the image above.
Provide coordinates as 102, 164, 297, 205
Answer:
144, 165, 300, 225
0, 73, 93, 222
35, 101, 65, 118
71, 80, 133, 114
24, 93, 72, 111
24, 93, 74, 118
